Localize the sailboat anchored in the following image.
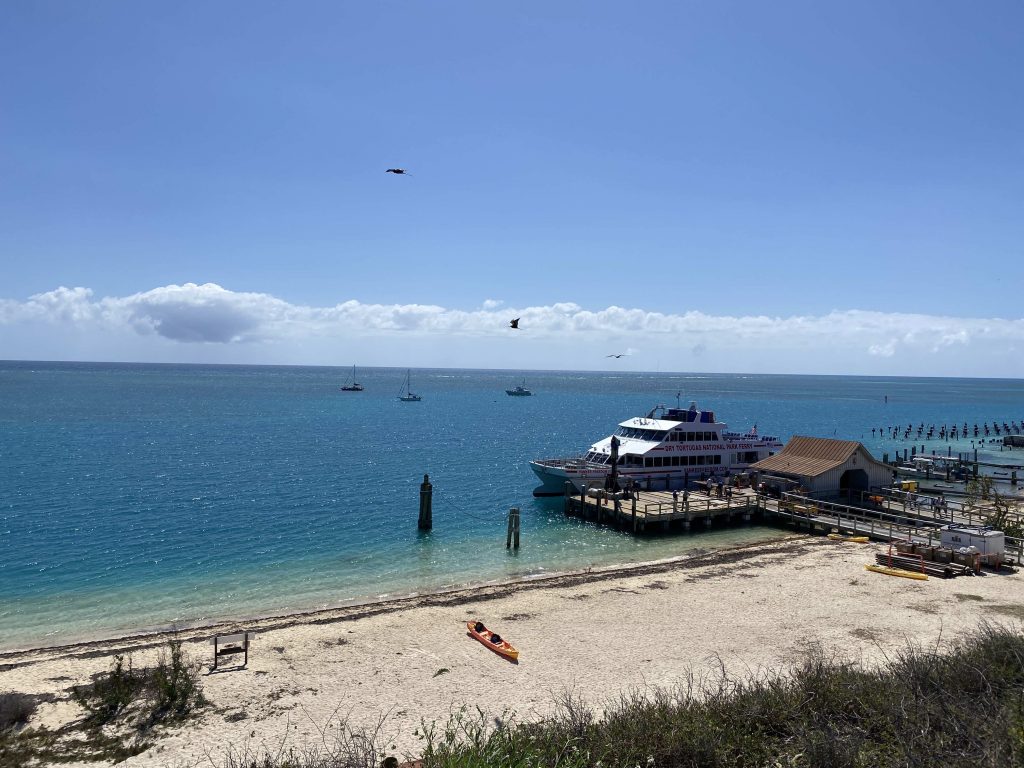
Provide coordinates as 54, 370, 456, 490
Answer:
506, 378, 532, 396
397, 369, 421, 402
340, 365, 364, 392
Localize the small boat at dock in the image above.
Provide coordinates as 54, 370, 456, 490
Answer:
467, 620, 519, 661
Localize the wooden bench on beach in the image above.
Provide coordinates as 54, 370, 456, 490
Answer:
211, 631, 253, 670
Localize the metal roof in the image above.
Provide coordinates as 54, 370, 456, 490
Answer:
750, 435, 882, 477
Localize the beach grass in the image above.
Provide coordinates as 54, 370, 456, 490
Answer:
206, 622, 1024, 768
0, 637, 205, 766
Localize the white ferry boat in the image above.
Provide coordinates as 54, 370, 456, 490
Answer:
529, 401, 783, 496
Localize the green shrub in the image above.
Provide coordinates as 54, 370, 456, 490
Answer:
149, 637, 205, 724
71, 654, 146, 728
0, 692, 37, 731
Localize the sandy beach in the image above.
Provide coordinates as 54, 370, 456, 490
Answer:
3, 535, 1022, 767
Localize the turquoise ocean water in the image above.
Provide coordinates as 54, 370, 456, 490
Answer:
2, 362, 1022, 651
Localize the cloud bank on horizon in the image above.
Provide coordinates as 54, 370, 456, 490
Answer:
1, 283, 1021, 376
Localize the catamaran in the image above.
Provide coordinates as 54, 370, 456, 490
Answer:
340, 365, 364, 392
529, 401, 782, 496
397, 369, 421, 402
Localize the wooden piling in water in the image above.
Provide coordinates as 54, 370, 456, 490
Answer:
506, 507, 520, 549
418, 474, 432, 530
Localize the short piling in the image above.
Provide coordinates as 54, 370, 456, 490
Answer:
506, 507, 520, 549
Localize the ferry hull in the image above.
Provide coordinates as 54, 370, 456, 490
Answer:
530, 459, 710, 496
530, 459, 769, 496
529, 460, 605, 496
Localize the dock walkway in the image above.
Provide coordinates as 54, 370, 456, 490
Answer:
564, 485, 760, 533
561, 483, 1024, 565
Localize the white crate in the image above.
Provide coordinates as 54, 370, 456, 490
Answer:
940, 525, 1005, 559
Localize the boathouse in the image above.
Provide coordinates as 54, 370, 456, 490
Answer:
750, 436, 892, 496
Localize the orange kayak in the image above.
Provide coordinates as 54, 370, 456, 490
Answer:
467, 621, 519, 661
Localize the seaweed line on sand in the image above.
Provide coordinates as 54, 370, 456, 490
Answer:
0, 535, 817, 668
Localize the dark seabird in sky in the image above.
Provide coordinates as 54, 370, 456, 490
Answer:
509, 318, 520, 329
606, 353, 628, 358
385, 168, 408, 175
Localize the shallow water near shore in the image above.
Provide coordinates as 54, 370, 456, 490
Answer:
2, 362, 1023, 650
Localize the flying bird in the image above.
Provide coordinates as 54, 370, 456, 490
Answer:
606, 353, 629, 358
385, 168, 408, 175
509, 318, 520, 329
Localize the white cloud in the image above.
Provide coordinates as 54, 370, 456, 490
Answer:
2, 283, 1023, 375
868, 340, 897, 357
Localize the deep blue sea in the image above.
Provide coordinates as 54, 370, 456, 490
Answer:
2, 362, 1023, 651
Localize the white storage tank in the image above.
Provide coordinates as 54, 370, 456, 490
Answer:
940, 525, 1005, 565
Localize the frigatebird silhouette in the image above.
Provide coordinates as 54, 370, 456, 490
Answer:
509, 318, 520, 329
606, 353, 628, 358
385, 168, 408, 175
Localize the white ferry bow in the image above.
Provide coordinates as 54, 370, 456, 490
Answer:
529, 401, 782, 496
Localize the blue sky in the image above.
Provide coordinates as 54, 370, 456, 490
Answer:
1, 1, 1022, 374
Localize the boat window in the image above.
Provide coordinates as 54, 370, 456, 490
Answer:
644, 457, 653, 468
687, 432, 695, 442
697, 455, 705, 465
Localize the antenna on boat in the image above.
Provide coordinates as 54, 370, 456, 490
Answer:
676, 391, 681, 409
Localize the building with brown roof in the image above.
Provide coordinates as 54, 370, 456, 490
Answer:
750, 435, 893, 496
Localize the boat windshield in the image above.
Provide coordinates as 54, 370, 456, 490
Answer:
616, 427, 669, 442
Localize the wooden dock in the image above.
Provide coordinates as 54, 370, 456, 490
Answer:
564, 485, 760, 533
762, 492, 1024, 565
560, 483, 1024, 565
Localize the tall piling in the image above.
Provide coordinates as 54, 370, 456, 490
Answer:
418, 474, 433, 530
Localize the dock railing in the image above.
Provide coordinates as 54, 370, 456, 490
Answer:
766, 492, 1023, 565
640, 494, 752, 519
